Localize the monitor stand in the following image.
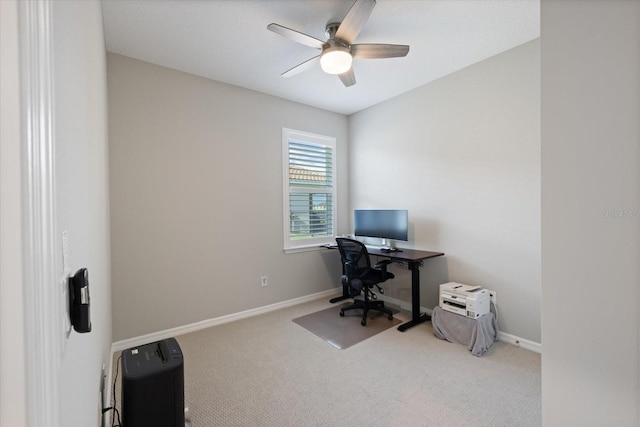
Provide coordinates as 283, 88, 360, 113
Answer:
366, 238, 399, 252
380, 238, 395, 250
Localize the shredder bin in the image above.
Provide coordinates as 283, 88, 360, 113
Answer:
122, 337, 185, 427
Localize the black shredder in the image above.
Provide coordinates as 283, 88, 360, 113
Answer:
122, 337, 185, 427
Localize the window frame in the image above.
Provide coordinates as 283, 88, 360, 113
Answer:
282, 128, 337, 251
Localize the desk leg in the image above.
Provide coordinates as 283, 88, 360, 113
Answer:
397, 260, 430, 332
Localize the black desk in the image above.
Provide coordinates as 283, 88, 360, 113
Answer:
326, 245, 444, 332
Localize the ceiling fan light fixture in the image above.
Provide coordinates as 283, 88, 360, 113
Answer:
320, 45, 353, 75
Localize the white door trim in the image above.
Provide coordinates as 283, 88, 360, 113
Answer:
19, 1, 61, 426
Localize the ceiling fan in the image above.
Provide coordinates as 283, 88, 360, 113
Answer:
267, 0, 409, 87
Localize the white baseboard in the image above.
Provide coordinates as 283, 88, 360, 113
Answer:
378, 294, 433, 317
105, 288, 340, 412
496, 331, 541, 353
380, 295, 541, 354
110, 287, 541, 359
105, 287, 539, 416
111, 288, 340, 353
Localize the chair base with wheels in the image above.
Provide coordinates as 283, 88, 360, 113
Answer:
340, 297, 393, 326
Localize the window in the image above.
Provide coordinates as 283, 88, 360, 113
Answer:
282, 128, 336, 250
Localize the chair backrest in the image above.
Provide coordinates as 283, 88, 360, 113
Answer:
336, 238, 371, 279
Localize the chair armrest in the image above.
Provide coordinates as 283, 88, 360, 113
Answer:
374, 259, 392, 269
374, 259, 393, 280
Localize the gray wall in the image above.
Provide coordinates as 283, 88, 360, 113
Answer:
108, 42, 541, 345
350, 40, 541, 343
107, 54, 349, 341
541, 0, 640, 425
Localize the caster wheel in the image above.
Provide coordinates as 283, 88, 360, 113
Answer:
361, 319, 367, 326
388, 315, 393, 320
340, 310, 345, 317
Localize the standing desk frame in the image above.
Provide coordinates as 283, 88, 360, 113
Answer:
328, 246, 444, 332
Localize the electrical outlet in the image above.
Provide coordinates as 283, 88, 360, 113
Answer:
487, 290, 497, 305
261, 276, 268, 287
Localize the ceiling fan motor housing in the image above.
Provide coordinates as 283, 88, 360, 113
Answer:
325, 22, 342, 40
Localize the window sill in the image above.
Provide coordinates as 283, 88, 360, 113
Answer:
284, 245, 327, 254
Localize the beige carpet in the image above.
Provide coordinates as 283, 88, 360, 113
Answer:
112, 296, 541, 426
292, 302, 401, 349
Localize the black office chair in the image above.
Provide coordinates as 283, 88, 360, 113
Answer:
336, 238, 395, 326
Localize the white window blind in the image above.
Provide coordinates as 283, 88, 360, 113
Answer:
283, 128, 336, 250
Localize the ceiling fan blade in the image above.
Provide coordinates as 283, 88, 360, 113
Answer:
338, 68, 356, 87
281, 55, 320, 77
351, 44, 410, 59
335, 0, 376, 44
267, 23, 326, 50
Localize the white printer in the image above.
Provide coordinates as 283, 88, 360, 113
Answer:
439, 282, 490, 319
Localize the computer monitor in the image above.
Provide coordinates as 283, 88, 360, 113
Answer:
353, 209, 408, 245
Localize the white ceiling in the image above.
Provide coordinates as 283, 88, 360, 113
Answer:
101, 0, 540, 116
